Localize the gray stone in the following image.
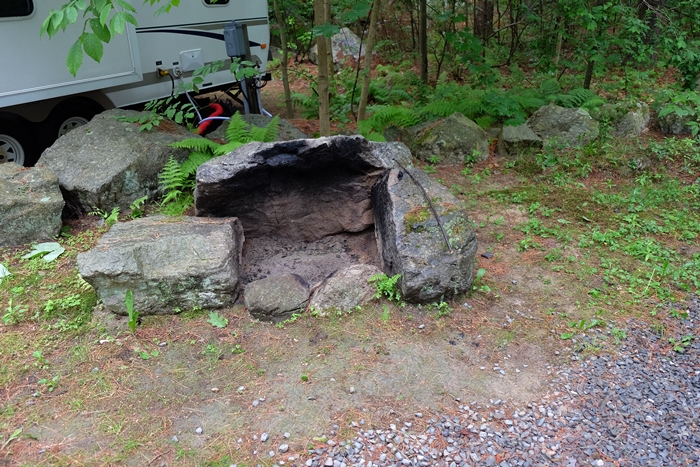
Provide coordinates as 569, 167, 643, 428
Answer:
591, 102, 650, 138
309, 27, 367, 66
372, 168, 478, 303
0, 163, 64, 247
397, 112, 489, 164
244, 273, 310, 323
309, 264, 383, 315
77, 216, 244, 315
497, 124, 543, 157
657, 109, 692, 135
195, 136, 412, 241
37, 109, 193, 215
527, 104, 599, 147
206, 114, 307, 143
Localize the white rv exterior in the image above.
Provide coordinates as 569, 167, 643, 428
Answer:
0, 0, 270, 166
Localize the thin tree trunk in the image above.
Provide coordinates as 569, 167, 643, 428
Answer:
314, 0, 331, 136
419, 0, 428, 84
272, 0, 294, 118
358, 0, 382, 121
324, 0, 334, 82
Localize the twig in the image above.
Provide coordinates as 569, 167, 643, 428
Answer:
147, 449, 171, 465
393, 161, 453, 253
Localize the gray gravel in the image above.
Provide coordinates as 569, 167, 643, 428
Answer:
287, 305, 698, 467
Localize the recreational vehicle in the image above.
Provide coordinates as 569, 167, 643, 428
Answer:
0, 0, 270, 166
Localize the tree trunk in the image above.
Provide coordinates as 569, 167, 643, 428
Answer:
583, 58, 594, 89
358, 0, 381, 121
419, 0, 428, 84
273, 0, 294, 118
314, 0, 331, 136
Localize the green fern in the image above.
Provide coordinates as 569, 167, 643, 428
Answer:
160, 112, 281, 215
225, 113, 252, 144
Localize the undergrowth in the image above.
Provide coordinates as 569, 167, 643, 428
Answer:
159, 113, 279, 215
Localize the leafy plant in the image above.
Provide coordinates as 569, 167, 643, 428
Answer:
368, 273, 402, 302
159, 113, 280, 215
472, 268, 490, 293
125, 290, 139, 334
3, 298, 29, 325
38, 375, 60, 393
126, 196, 148, 219
669, 335, 694, 353
206, 311, 228, 329
89, 206, 120, 228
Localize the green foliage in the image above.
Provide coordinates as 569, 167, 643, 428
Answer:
206, 311, 228, 329
89, 206, 120, 228
38, 375, 60, 393
125, 290, 139, 334
129, 196, 148, 219
368, 273, 402, 302
159, 113, 279, 215
655, 90, 700, 136
669, 335, 694, 352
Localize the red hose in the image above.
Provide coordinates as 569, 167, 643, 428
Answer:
198, 103, 225, 135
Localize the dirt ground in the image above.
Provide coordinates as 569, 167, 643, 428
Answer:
0, 79, 644, 466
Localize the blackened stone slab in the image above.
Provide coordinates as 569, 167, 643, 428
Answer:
194, 136, 412, 241
372, 168, 478, 303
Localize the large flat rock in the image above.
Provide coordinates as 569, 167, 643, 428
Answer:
372, 168, 478, 303
194, 136, 412, 241
77, 216, 244, 315
0, 163, 64, 247
37, 109, 194, 215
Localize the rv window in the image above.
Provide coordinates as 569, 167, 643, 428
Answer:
203, 0, 230, 5
0, 0, 33, 17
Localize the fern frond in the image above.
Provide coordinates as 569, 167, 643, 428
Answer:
262, 115, 280, 142
213, 141, 244, 156
170, 137, 219, 152
181, 151, 213, 177
225, 112, 251, 144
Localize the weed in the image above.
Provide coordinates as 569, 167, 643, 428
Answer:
429, 300, 453, 318
37, 375, 59, 393
611, 328, 627, 343
90, 206, 120, 228
124, 291, 140, 334
369, 273, 402, 302
2, 298, 29, 325
301, 374, 309, 382
380, 304, 390, 323
472, 268, 491, 294
669, 335, 694, 353
129, 196, 148, 219
135, 348, 159, 360
32, 351, 49, 369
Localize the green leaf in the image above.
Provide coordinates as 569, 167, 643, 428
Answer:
66, 39, 84, 76
99, 4, 112, 25
82, 33, 104, 63
50, 9, 64, 31
110, 11, 127, 34
90, 18, 112, 43
22, 242, 65, 262
114, 0, 137, 12
311, 22, 340, 38
65, 6, 78, 24
207, 311, 228, 328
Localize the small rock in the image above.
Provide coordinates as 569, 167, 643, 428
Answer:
195, 427, 203, 435
279, 444, 289, 453
171, 435, 179, 443
252, 400, 259, 407
349, 387, 356, 394
261, 433, 269, 442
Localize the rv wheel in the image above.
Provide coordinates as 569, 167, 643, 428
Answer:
44, 99, 103, 144
0, 121, 32, 166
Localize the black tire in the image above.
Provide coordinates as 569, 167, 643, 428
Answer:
0, 119, 36, 166
42, 98, 103, 149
